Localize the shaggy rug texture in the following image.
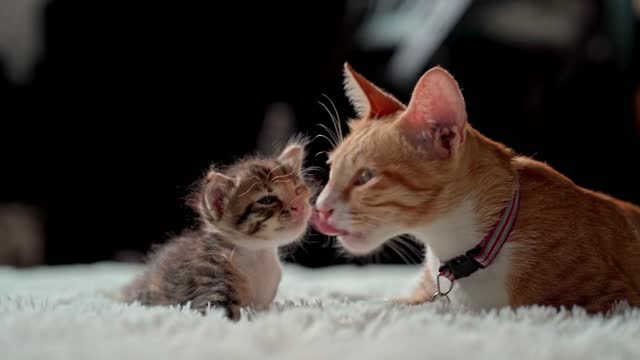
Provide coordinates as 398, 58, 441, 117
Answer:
1, 262, 639, 360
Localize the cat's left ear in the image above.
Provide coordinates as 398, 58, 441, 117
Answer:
278, 142, 305, 172
343, 63, 406, 118
398, 66, 467, 159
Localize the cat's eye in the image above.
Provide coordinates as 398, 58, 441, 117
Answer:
354, 168, 375, 186
257, 195, 279, 205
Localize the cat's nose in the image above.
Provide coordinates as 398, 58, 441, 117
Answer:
315, 206, 334, 220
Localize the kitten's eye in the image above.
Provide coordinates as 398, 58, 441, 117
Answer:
257, 195, 279, 205
354, 168, 375, 186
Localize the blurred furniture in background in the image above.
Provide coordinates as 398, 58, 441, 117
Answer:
0, 204, 44, 267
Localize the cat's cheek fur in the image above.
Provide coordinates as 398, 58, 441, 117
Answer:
329, 64, 640, 312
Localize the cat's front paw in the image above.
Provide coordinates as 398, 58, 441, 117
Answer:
391, 295, 431, 306
391, 286, 434, 306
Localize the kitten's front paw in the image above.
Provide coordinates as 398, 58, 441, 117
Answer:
226, 304, 241, 321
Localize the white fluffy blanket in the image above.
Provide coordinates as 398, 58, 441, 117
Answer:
1, 263, 639, 359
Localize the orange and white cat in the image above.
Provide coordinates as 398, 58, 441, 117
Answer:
312, 63, 640, 313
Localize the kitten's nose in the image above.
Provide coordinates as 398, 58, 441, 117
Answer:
290, 199, 306, 214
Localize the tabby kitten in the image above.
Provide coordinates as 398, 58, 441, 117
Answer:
312, 63, 640, 313
123, 140, 313, 319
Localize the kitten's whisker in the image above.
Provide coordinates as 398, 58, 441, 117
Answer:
272, 179, 292, 186
238, 182, 263, 197
266, 161, 289, 183
244, 176, 265, 187
228, 247, 237, 262
270, 169, 297, 185
285, 191, 305, 210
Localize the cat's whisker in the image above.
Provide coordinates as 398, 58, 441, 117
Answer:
315, 150, 330, 159
279, 242, 300, 263
313, 131, 337, 149
316, 101, 340, 146
321, 94, 343, 143
289, 237, 311, 258
372, 250, 382, 264
320, 94, 342, 144
302, 165, 325, 172
319, 234, 335, 249
301, 167, 327, 179
394, 240, 422, 260
386, 241, 415, 265
394, 235, 425, 260
314, 116, 338, 145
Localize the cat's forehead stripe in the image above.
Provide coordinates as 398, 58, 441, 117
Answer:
331, 121, 377, 166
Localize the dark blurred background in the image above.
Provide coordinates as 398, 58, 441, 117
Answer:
1, 0, 639, 268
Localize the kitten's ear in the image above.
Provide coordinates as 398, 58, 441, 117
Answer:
203, 172, 237, 221
343, 63, 405, 118
278, 142, 305, 172
398, 66, 467, 159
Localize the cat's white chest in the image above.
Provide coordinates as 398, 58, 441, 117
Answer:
426, 244, 512, 309
233, 248, 282, 309
414, 199, 512, 309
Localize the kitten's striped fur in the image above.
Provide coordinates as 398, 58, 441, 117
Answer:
122, 139, 314, 319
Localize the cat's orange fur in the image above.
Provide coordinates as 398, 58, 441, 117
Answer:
312, 63, 640, 313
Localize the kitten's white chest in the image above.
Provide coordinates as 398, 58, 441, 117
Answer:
414, 199, 512, 309
233, 248, 282, 309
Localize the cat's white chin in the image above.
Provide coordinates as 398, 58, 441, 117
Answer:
338, 227, 400, 255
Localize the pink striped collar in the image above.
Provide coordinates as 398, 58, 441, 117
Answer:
438, 184, 521, 283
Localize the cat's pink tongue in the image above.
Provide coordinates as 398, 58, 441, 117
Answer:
311, 210, 349, 236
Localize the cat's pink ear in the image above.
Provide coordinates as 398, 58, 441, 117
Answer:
203, 172, 237, 220
398, 66, 467, 159
343, 63, 406, 118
